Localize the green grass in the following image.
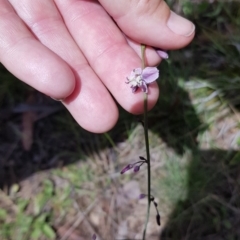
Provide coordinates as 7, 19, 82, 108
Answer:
1, 0, 240, 239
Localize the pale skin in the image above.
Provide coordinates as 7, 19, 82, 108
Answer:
0, 0, 195, 133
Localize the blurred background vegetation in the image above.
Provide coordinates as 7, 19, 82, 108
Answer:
0, 0, 240, 239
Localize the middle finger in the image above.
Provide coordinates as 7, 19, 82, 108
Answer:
55, 0, 159, 114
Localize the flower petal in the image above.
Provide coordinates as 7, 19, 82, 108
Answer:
131, 86, 138, 93
134, 68, 142, 75
127, 71, 136, 81
141, 81, 148, 93
142, 67, 159, 84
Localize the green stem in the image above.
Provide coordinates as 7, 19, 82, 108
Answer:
141, 45, 151, 240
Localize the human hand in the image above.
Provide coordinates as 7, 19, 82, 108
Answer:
0, 0, 195, 133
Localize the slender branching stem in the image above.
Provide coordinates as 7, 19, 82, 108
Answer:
141, 44, 151, 240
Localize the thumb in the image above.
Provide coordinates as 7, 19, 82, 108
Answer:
99, 0, 195, 50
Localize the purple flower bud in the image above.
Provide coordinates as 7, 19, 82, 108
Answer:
155, 49, 169, 59
139, 193, 147, 199
133, 165, 140, 173
120, 164, 133, 174
156, 214, 161, 226
92, 233, 97, 240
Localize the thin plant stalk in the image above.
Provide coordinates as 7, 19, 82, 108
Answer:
141, 44, 152, 240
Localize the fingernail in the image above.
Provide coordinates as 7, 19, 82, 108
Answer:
167, 11, 195, 37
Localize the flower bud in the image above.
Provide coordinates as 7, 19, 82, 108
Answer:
139, 156, 147, 161
156, 214, 161, 226
133, 165, 140, 173
120, 164, 133, 174
139, 193, 147, 199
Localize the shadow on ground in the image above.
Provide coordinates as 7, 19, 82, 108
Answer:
160, 149, 240, 240
158, 1, 240, 238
